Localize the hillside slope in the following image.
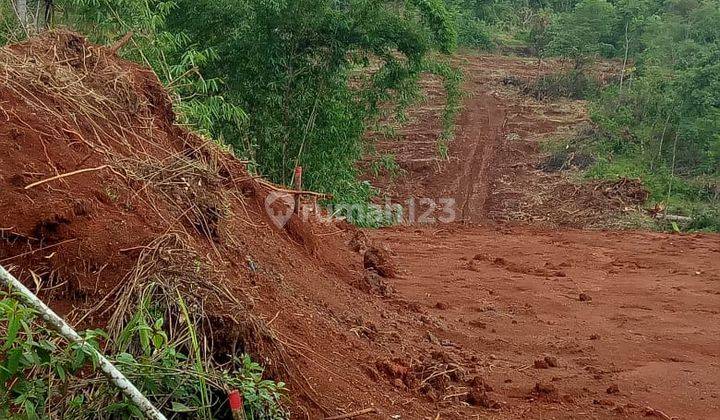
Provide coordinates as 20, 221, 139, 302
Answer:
0, 31, 451, 418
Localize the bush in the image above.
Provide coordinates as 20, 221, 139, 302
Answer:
687, 207, 720, 232
457, 16, 494, 49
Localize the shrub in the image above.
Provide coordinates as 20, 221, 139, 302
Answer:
457, 16, 494, 49
524, 70, 599, 100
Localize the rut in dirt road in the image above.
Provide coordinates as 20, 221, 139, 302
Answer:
450, 91, 506, 223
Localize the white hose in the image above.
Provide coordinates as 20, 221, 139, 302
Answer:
0, 264, 167, 420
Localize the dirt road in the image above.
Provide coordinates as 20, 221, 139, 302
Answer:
366, 54, 631, 228
360, 54, 720, 418
367, 225, 720, 418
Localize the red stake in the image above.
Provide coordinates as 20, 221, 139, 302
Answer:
228, 389, 245, 420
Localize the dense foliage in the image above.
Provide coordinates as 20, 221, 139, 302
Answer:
586, 0, 720, 229
163, 0, 457, 203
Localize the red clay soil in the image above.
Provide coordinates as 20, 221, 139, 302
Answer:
2, 33, 719, 420
366, 225, 720, 419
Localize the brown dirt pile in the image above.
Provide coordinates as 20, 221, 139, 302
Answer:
0, 31, 443, 418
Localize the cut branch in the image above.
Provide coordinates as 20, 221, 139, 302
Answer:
256, 179, 333, 199
106, 31, 134, 56
325, 407, 378, 420
24, 165, 109, 189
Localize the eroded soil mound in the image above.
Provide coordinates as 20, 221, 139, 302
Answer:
0, 31, 444, 418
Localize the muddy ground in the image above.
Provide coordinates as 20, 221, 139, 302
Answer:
357, 53, 720, 419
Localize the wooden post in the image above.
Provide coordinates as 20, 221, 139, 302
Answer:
293, 166, 303, 214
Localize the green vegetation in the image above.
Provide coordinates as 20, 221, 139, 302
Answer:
571, 0, 719, 231
370, 153, 404, 178
162, 0, 456, 206
429, 60, 464, 159
0, 287, 287, 419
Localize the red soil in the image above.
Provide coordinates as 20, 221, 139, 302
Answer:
366, 225, 720, 419
359, 53, 720, 419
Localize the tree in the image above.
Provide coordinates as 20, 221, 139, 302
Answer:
13, 0, 28, 26
165, 0, 456, 201
545, 0, 616, 68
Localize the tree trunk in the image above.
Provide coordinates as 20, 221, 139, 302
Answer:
43, 0, 54, 29
653, 112, 671, 170
13, 0, 29, 29
619, 21, 630, 97
667, 132, 679, 200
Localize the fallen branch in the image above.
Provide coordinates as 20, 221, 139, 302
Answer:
325, 407, 378, 419
644, 406, 673, 420
0, 238, 77, 263
24, 165, 109, 190
256, 179, 333, 199
656, 214, 693, 223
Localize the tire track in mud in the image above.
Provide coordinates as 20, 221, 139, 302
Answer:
362, 57, 509, 224
451, 91, 506, 223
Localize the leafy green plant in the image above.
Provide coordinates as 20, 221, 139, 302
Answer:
456, 16, 494, 49
225, 355, 288, 420
424, 59, 463, 158
0, 294, 103, 418
370, 153, 403, 178
0, 287, 288, 419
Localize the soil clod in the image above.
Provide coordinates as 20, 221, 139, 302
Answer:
363, 246, 395, 278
